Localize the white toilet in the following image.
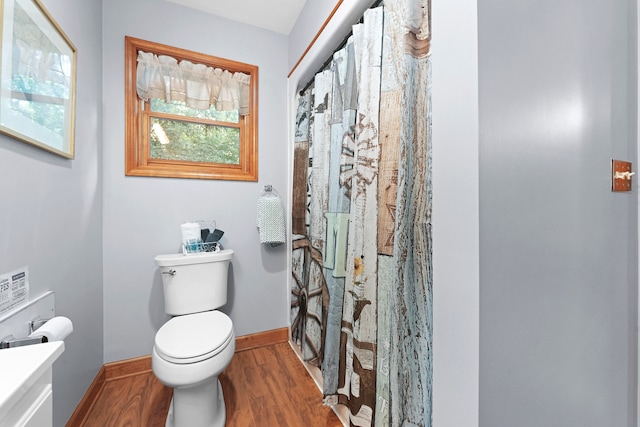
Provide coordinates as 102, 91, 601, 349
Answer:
152, 249, 235, 427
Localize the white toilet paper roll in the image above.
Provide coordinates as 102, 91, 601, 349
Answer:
180, 222, 201, 244
181, 222, 203, 254
29, 316, 73, 342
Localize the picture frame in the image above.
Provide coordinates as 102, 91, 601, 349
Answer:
0, 0, 76, 158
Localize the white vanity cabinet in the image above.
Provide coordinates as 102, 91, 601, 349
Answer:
0, 341, 64, 427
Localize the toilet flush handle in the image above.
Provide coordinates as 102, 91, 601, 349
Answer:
162, 269, 176, 276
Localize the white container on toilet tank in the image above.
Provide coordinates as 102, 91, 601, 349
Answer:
155, 250, 232, 315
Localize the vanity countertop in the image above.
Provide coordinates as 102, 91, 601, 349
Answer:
0, 341, 64, 414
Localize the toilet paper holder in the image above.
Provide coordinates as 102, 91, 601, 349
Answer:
28, 317, 51, 335
0, 317, 53, 349
0, 334, 47, 349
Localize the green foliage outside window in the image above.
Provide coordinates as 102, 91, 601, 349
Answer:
149, 99, 241, 165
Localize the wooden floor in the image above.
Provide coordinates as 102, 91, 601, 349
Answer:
75, 341, 343, 427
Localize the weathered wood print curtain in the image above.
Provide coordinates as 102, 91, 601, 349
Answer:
290, 1, 432, 426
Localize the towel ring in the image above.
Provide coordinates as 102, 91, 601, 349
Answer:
261, 184, 279, 197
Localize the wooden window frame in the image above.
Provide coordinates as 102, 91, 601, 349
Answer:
124, 36, 259, 181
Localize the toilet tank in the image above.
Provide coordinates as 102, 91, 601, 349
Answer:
154, 249, 233, 316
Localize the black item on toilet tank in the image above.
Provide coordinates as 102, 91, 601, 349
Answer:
206, 229, 224, 242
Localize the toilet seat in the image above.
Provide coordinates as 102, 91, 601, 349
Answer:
155, 311, 233, 364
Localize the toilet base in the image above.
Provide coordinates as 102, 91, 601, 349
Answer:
165, 377, 226, 427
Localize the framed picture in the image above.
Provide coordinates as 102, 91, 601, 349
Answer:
0, 0, 76, 158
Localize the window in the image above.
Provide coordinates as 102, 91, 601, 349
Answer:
124, 36, 258, 181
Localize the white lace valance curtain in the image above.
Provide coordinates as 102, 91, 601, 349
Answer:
136, 51, 251, 115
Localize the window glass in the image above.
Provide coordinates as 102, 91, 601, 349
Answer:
149, 116, 240, 164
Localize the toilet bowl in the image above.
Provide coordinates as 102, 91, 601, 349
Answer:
152, 311, 235, 427
152, 250, 234, 427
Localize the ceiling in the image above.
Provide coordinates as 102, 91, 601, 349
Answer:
165, 0, 308, 35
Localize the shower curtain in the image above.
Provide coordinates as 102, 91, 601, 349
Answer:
290, 1, 432, 425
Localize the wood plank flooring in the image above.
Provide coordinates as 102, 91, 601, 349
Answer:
74, 341, 343, 427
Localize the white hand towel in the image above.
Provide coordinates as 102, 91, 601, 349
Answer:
257, 194, 286, 246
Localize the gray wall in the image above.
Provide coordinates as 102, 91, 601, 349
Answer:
288, 0, 341, 71
478, 0, 638, 426
0, 0, 104, 425
102, 0, 290, 363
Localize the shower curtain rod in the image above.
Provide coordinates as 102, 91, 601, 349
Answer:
298, 0, 384, 96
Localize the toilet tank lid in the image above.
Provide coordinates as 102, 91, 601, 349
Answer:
155, 249, 233, 267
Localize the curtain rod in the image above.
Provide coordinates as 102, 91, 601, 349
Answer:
298, 0, 384, 96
